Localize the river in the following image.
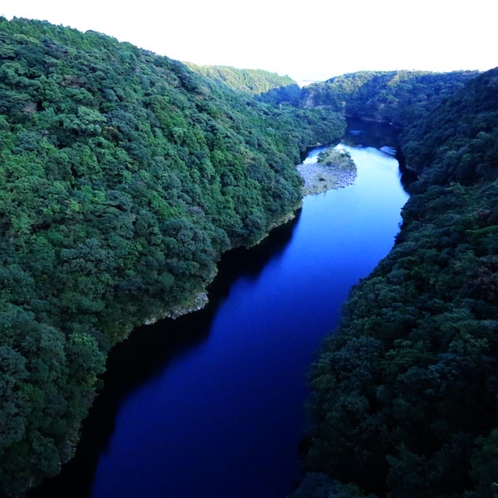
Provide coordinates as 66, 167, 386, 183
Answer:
31, 121, 409, 498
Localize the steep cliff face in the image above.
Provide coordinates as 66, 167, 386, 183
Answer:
295, 68, 498, 498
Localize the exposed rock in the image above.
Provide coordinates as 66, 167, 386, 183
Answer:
297, 147, 357, 195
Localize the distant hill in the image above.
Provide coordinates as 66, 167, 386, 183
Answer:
300, 70, 479, 127
185, 63, 296, 94
187, 64, 303, 106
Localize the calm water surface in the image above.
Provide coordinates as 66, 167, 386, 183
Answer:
32, 123, 409, 498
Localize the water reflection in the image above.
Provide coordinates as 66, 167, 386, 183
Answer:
344, 118, 400, 148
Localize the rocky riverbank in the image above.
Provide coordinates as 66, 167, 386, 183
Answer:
297, 147, 357, 195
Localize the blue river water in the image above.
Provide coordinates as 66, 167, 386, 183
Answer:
31, 122, 409, 498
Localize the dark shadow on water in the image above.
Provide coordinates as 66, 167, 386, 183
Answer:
207, 209, 301, 301
345, 118, 417, 193
29, 213, 300, 498
344, 118, 400, 149
30, 311, 218, 498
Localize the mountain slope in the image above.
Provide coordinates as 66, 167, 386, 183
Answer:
300, 70, 478, 127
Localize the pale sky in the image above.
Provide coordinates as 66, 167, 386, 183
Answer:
1, 0, 496, 81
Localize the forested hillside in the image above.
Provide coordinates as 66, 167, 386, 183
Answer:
294, 68, 498, 497
0, 17, 346, 495
300, 70, 478, 128
187, 64, 302, 106
185, 64, 294, 94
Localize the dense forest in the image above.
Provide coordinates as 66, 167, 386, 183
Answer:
187, 64, 303, 106
299, 70, 478, 128
2, 15, 497, 498
185, 64, 296, 95
294, 69, 498, 497
0, 17, 347, 495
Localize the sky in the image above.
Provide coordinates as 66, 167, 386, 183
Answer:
1, 0, 496, 82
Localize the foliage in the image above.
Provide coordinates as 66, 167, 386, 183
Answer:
297, 68, 498, 497
186, 63, 297, 95
187, 63, 312, 111
317, 147, 354, 169
0, 17, 346, 494
400, 68, 498, 183
292, 473, 375, 498
300, 70, 478, 128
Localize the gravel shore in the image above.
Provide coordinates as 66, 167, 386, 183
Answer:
297, 161, 357, 196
